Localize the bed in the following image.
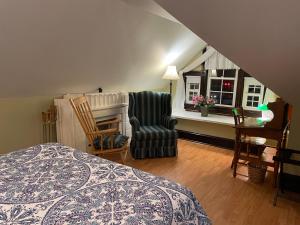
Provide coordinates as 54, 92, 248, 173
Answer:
0, 143, 211, 225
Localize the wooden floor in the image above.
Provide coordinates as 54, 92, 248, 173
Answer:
106, 139, 300, 225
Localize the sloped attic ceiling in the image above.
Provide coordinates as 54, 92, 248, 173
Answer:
155, 0, 300, 106
120, 0, 180, 24
0, 0, 206, 98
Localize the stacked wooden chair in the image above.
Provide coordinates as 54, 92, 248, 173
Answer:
231, 107, 266, 175
70, 96, 128, 163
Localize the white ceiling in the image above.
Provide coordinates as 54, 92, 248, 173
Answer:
155, 0, 300, 106
0, 0, 205, 97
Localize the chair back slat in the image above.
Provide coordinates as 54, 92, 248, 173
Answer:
70, 96, 98, 144
232, 107, 245, 125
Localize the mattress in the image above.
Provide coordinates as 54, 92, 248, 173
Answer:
0, 143, 211, 225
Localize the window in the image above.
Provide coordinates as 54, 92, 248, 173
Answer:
207, 69, 238, 107
185, 76, 201, 104
242, 77, 264, 110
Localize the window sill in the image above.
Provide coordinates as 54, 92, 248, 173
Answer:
172, 110, 234, 126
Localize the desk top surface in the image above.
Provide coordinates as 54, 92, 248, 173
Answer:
236, 117, 266, 129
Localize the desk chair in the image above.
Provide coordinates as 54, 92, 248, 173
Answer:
232, 107, 266, 176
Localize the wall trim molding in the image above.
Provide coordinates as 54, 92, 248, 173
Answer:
177, 129, 235, 150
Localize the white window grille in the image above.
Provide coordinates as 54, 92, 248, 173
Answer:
185, 76, 201, 104
242, 77, 264, 110
206, 69, 238, 107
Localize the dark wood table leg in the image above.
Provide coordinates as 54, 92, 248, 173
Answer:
233, 129, 241, 177
273, 140, 281, 187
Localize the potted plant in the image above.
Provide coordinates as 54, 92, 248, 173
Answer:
192, 95, 215, 117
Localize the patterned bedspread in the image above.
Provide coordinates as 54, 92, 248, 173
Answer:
0, 144, 211, 225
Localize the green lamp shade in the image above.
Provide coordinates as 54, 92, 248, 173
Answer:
257, 104, 269, 111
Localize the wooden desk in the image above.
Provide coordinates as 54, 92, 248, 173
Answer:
233, 117, 286, 184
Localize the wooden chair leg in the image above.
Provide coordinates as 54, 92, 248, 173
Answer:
273, 169, 280, 206
274, 161, 279, 187
247, 143, 250, 157
233, 129, 242, 177
120, 147, 128, 164
258, 146, 265, 158
233, 142, 241, 177
273, 143, 281, 187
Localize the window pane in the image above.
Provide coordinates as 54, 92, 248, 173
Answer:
217, 70, 223, 77
210, 92, 221, 104
254, 96, 259, 101
255, 86, 261, 93
253, 102, 259, 107
223, 69, 236, 77
195, 83, 199, 89
247, 96, 253, 101
221, 93, 233, 105
247, 101, 252, 107
248, 85, 255, 93
222, 80, 234, 92
210, 79, 222, 91
190, 84, 194, 89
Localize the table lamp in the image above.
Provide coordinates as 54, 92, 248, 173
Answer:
257, 104, 274, 122
162, 66, 179, 96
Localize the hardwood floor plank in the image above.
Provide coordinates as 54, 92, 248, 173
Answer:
104, 139, 300, 225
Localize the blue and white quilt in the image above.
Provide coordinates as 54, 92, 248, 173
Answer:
0, 144, 211, 225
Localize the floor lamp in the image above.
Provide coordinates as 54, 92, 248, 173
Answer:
162, 65, 180, 96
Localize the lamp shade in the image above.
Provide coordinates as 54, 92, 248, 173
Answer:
257, 104, 269, 111
162, 66, 179, 80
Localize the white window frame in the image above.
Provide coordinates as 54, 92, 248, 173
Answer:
185, 76, 201, 104
206, 69, 238, 107
242, 77, 264, 110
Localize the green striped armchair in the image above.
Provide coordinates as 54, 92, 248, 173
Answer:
128, 91, 178, 159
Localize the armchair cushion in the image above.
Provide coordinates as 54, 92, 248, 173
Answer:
135, 125, 177, 141
93, 133, 129, 150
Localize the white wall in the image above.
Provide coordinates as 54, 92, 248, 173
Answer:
0, 0, 205, 98
0, 96, 53, 154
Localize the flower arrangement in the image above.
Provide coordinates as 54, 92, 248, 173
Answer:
192, 95, 215, 109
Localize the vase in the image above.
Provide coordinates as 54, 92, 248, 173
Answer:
200, 106, 209, 117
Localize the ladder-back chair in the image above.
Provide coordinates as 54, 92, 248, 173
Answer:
231, 107, 266, 172
69, 96, 128, 163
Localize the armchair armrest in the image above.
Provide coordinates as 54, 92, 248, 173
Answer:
129, 116, 140, 131
162, 116, 177, 130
